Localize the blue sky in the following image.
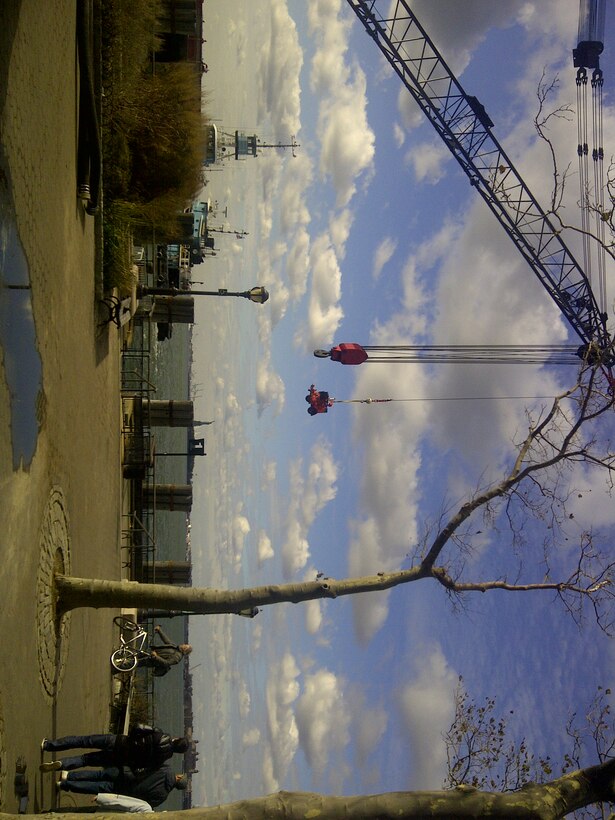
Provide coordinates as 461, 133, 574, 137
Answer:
188, 0, 615, 807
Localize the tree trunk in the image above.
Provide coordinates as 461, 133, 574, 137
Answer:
54, 568, 425, 615
6, 761, 614, 819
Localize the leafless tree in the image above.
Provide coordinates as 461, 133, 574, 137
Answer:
56, 359, 615, 633
532, 70, 615, 263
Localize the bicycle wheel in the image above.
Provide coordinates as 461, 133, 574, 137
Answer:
111, 647, 138, 672
113, 616, 139, 632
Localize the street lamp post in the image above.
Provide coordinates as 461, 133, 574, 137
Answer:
138, 284, 269, 304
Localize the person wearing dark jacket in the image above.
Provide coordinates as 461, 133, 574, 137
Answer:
138, 625, 192, 677
57, 764, 187, 807
41, 726, 189, 773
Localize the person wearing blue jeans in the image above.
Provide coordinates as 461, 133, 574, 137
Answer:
60, 766, 122, 794
41, 728, 188, 773
42, 735, 117, 772
57, 764, 187, 807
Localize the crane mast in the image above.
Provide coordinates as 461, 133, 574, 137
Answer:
345, 0, 611, 357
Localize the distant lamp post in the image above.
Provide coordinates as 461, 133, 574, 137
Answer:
243, 286, 269, 304
138, 284, 269, 304
157, 438, 207, 458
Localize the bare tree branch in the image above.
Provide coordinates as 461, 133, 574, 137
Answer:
443, 682, 615, 819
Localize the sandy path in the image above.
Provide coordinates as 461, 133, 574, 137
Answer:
0, 0, 124, 811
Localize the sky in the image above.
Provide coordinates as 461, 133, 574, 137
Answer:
187, 0, 615, 807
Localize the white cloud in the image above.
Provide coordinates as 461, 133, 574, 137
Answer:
238, 680, 251, 719
265, 653, 301, 786
307, 0, 352, 91
393, 122, 405, 148
251, 620, 263, 653
256, 357, 286, 416
256, 0, 302, 136
355, 704, 388, 768
348, 366, 431, 642
318, 78, 376, 208
262, 460, 277, 487
404, 140, 450, 185
305, 598, 323, 634
277, 154, 315, 303
282, 438, 339, 576
299, 233, 344, 350
285, 225, 312, 301
261, 747, 279, 793
398, 645, 459, 788
279, 154, 314, 236
259, 260, 290, 328
232, 515, 251, 571
242, 728, 261, 748
561, 462, 615, 530
257, 530, 275, 564
282, 518, 312, 577
304, 442, 338, 518
338, 248, 434, 641
397, 87, 425, 132
224, 392, 241, 418
295, 668, 351, 776
403, 1, 565, 77
329, 208, 354, 259
372, 236, 398, 280
308, 0, 376, 208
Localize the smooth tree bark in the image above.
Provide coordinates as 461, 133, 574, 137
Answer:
53, 560, 608, 616
3, 759, 615, 819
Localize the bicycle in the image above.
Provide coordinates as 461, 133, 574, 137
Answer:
110, 616, 150, 672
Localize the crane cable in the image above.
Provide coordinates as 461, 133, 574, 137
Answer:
577, 67, 593, 293
347, 343, 584, 365
576, 63, 607, 316
591, 66, 607, 314
330, 394, 559, 404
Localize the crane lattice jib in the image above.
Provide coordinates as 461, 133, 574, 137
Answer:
345, 0, 611, 353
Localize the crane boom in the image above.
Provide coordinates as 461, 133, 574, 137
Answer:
345, 0, 611, 355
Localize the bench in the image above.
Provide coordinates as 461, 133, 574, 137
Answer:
100, 294, 133, 328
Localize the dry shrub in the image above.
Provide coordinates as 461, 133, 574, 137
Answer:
124, 63, 205, 205
101, 0, 207, 283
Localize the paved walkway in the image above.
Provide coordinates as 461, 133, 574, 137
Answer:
0, 0, 123, 811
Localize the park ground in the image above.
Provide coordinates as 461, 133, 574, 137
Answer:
0, 0, 125, 811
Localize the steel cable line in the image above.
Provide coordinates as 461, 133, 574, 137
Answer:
315, 343, 586, 366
